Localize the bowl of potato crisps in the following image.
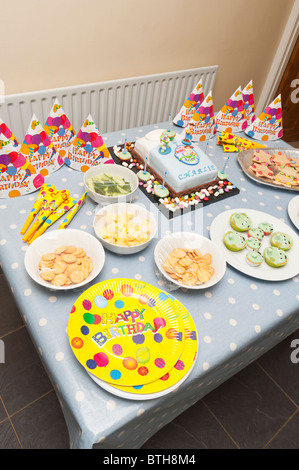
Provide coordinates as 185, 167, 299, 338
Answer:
154, 232, 226, 289
24, 229, 105, 290
93, 203, 157, 254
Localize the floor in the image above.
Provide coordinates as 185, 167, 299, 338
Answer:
0, 268, 298, 450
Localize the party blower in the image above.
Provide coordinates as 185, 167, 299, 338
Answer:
58, 191, 87, 229
20, 184, 58, 235
22, 189, 70, 242
28, 196, 77, 244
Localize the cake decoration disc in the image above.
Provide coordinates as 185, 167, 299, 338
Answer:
88, 298, 198, 399
68, 279, 185, 386
174, 145, 199, 165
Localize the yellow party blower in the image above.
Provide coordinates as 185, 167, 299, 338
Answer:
22, 189, 70, 242
20, 184, 57, 235
28, 196, 77, 244
58, 191, 87, 229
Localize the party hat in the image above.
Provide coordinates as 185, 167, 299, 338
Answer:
245, 94, 283, 141
0, 133, 44, 198
19, 114, 63, 175
44, 99, 76, 162
242, 80, 255, 125
0, 118, 20, 148
184, 91, 217, 141
215, 86, 247, 133
65, 114, 113, 172
173, 80, 205, 127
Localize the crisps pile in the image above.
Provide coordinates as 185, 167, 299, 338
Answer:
38, 245, 93, 286
97, 211, 151, 246
163, 248, 214, 286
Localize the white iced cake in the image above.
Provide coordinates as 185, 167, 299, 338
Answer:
134, 129, 218, 195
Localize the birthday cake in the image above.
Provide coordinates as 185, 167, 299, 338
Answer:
131, 129, 219, 198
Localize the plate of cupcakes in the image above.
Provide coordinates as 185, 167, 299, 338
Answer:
210, 208, 299, 281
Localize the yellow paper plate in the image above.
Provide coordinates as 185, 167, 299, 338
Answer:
88, 298, 198, 399
68, 279, 185, 386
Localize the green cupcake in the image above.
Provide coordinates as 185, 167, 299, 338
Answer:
246, 251, 263, 267
246, 237, 262, 251
258, 221, 273, 235
248, 227, 264, 240
270, 232, 293, 251
264, 246, 288, 267
230, 212, 252, 232
223, 231, 246, 252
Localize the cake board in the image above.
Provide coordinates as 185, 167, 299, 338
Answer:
109, 144, 240, 220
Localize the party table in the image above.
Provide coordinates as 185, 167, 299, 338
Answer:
0, 122, 298, 449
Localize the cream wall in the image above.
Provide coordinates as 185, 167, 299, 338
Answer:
2, 0, 294, 111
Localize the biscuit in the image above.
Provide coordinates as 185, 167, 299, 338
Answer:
61, 253, 77, 264
52, 259, 66, 274
70, 270, 86, 284
41, 253, 56, 262
39, 245, 93, 287
40, 269, 55, 281
52, 273, 68, 286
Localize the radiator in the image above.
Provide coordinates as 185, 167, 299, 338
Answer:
0, 66, 218, 141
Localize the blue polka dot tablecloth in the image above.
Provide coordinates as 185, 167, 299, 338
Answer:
0, 122, 299, 449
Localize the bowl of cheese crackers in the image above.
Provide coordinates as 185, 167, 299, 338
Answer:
154, 232, 226, 289
24, 229, 105, 290
93, 203, 157, 254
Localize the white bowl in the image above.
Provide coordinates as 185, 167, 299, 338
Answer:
24, 229, 105, 290
93, 202, 157, 254
83, 163, 139, 204
154, 232, 226, 289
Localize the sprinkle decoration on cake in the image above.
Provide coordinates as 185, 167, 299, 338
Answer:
112, 129, 239, 216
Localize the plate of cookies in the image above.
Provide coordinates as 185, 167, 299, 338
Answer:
154, 232, 226, 289
24, 229, 105, 290
237, 148, 299, 191
210, 208, 299, 281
